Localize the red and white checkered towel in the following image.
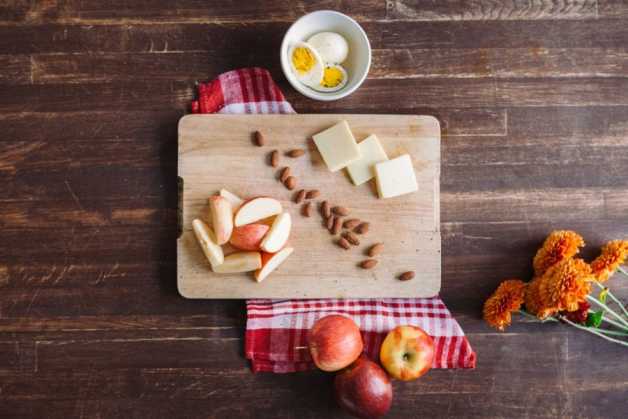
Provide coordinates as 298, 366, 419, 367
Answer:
192, 67, 476, 372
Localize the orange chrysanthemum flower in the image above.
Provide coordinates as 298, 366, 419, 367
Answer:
537, 258, 592, 314
590, 240, 628, 282
524, 277, 546, 317
483, 279, 527, 331
532, 230, 585, 277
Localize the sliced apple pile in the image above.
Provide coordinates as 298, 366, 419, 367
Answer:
192, 189, 293, 282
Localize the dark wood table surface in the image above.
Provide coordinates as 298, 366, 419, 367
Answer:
1, 1, 628, 418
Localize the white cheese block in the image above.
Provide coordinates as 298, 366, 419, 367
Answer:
312, 120, 361, 172
346, 134, 389, 185
374, 154, 418, 199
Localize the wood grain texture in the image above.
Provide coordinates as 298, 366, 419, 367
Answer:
0, 0, 387, 24
178, 114, 441, 298
1, 0, 628, 417
387, 0, 599, 21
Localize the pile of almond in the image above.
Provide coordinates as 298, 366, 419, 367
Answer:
255, 130, 415, 282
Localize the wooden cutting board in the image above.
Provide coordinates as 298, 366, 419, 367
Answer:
177, 114, 441, 299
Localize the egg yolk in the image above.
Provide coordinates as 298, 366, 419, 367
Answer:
321, 66, 343, 88
292, 47, 316, 74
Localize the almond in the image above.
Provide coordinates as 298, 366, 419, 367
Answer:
343, 231, 360, 246
254, 131, 265, 147
306, 189, 320, 199
354, 222, 370, 235
360, 259, 378, 269
398, 271, 415, 281
302, 202, 312, 217
343, 218, 360, 229
332, 217, 342, 235
294, 189, 306, 204
337, 238, 350, 250
270, 150, 279, 167
279, 167, 291, 182
326, 215, 335, 230
284, 176, 297, 190
286, 148, 305, 158
321, 200, 331, 218
368, 243, 384, 257
332, 206, 349, 216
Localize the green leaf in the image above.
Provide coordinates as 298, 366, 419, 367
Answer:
586, 311, 604, 328
599, 288, 609, 304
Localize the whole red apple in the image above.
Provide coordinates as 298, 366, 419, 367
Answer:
334, 355, 393, 419
379, 325, 434, 381
308, 314, 363, 372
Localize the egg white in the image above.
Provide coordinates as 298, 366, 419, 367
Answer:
288, 42, 324, 88
307, 32, 349, 64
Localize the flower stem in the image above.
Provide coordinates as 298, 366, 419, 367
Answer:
589, 310, 628, 331
586, 295, 628, 329
560, 316, 628, 347
517, 310, 558, 323
603, 317, 628, 330
593, 281, 628, 319
592, 328, 628, 336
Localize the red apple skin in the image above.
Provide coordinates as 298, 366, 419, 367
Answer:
308, 315, 363, 372
334, 355, 393, 419
229, 223, 269, 251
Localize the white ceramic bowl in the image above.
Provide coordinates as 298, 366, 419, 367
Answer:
280, 10, 371, 101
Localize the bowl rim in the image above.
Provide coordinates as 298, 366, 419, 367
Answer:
280, 10, 372, 102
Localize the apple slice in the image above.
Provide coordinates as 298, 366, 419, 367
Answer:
254, 247, 294, 282
229, 223, 270, 251
212, 251, 262, 274
208, 196, 233, 245
219, 189, 244, 212
192, 219, 224, 267
260, 212, 291, 253
234, 197, 282, 227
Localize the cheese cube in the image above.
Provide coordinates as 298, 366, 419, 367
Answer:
346, 134, 389, 185
312, 120, 361, 172
374, 154, 418, 199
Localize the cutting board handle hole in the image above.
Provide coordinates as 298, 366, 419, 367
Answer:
177, 176, 183, 238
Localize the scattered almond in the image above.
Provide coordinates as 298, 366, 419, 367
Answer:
332, 206, 349, 216
343, 231, 360, 246
295, 189, 306, 203
270, 150, 279, 167
286, 148, 305, 158
279, 167, 291, 182
337, 237, 351, 250
332, 217, 342, 235
302, 202, 312, 217
321, 200, 331, 218
398, 271, 415, 281
360, 259, 378, 269
306, 189, 320, 199
326, 215, 335, 230
254, 131, 265, 146
354, 222, 370, 235
368, 243, 384, 257
343, 218, 360, 229
285, 176, 297, 190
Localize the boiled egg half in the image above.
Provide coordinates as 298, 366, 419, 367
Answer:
288, 42, 324, 88
313, 64, 348, 92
